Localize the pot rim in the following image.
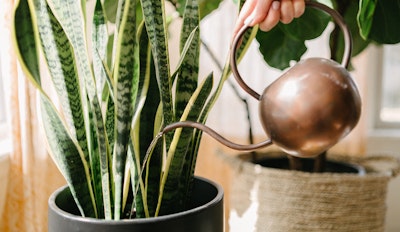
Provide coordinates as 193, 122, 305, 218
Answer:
48, 176, 223, 224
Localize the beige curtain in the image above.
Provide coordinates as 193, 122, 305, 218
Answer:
0, 1, 65, 231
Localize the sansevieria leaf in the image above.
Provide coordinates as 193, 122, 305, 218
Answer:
133, 24, 161, 218
14, 0, 97, 217
175, 0, 200, 119
13, 0, 40, 87
156, 74, 213, 216
112, 0, 139, 219
91, 0, 112, 219
40, 95, 97, 217
140, 0, 174, 132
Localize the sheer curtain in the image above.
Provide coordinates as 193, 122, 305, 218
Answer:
0, 1, 65, 231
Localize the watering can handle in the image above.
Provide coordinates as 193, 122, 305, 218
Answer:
230, 1, 353, 100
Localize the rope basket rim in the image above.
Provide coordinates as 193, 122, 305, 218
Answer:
218, 150, 400, 180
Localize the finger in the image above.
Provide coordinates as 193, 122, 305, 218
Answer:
293, 0, 305, 18
237, 0, 257, 25
280, 0, 295, 24
249, 0, 273, 26
259, 1, 281, 32
233, 0, 258, 36
234, 0, 274, 38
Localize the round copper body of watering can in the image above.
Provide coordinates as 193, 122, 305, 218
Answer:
258, 58, 361, 157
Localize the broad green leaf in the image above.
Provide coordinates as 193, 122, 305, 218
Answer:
357, 0, 376, 40
330, 0, 370, 63
256, 5, 330, 70
366, 0, 400, 44
256, 26, 307, 70
279, 6, 330, 41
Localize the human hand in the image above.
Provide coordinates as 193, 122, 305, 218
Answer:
234, 0, 306, 35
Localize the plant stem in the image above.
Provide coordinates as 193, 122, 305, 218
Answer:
330, 0, 351, 62
288, 155, 303, 171
313, 152, 327, 173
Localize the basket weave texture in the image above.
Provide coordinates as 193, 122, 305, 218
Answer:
224, 152, 400, 232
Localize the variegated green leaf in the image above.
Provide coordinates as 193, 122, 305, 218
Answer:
45, 3, 108, 192
14, 0, 97, 218
40, 95, 96, 217
175, 0, 200, 119
132, 22, 151, 128
93, 0, 109, 100
13, 0, 41, 87
140, 0, 174, 130
156, 74, 213, 216
46, 0, 97, 100
30, 0, 91, 166
112, 0, 139, 219
133, 22, 161, 218
91, 0, 112, 219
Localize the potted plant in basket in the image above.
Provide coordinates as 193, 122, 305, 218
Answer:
219, 1, 400, 231
12, 0, 252, 231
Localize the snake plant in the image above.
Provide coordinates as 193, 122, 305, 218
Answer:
12, 0, 254, 220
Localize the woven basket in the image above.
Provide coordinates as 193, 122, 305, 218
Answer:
221, 152, 400, 232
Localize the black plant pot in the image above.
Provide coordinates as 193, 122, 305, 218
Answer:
48, 176, 224, 232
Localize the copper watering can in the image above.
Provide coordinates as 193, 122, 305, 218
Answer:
157, 1, 361, 158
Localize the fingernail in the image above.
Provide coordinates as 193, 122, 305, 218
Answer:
244, 13, 255, 26
272, 1, 280, 10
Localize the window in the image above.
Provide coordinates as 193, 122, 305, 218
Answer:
366, 43, 400, 154
377, 44, 400, 126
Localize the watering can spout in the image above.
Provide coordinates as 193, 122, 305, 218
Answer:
160, 121, 272, 151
